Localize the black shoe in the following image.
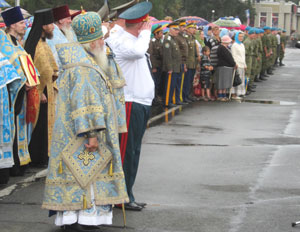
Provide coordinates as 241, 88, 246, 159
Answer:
246, 90, 251, 95
184, 99, 192, 103
124, 202, 143, 211
164, 103, 176, 108
280, 63, 285, 66
251, 85, 257, 88
177, 102, 188, 105
259, 77, 267, 81
262, 73, 269, 77
135, 202, 147, 208
254, 78, 262, 82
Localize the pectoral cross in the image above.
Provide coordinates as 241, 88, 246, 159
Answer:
78, 150, 95, 166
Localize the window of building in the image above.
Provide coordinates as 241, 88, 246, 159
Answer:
272, 13, 279, 27
260, 12, 267, 27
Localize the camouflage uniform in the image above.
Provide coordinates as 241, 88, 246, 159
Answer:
279, 34, 287, 64
244, 37, 253, 81
250, 37, 259, 81
256, 36, 263, 77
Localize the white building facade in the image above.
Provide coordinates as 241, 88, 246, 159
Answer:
253, 0, 300, 35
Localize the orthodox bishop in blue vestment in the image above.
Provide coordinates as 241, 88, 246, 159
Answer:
42, 11, 128, 229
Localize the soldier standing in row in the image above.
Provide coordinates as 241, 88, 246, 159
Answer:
251, 29, 259, 84
270, 28, 278, 69
175, 20, 188, 105
263, 27, 273, 76
244, 29, 255, 94
279, 29, 287, 66
257, 29, 267, 81
162, 22, 181, 107
183, 23, 198, 103
148, 24, 163, 102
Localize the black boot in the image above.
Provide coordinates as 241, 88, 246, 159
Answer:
254, 75, 262, 82
261, 70, 269, 77
280, 60, 285, 66
259, 75, 267, 81
267, 68, 273, 75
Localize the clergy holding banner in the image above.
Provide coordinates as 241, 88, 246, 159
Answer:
0, 54, 22, 184
0, 6, 39, 180
42, 11, 128, 231
25, 8, 59, 166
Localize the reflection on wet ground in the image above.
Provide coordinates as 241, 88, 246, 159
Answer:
148, 99, 298, 127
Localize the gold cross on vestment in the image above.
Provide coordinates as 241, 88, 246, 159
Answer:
78, 150, 95, 166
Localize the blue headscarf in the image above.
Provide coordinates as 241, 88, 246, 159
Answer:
220, 28, 229, 38
234, 31, 243, 44
203, 25, 211, 39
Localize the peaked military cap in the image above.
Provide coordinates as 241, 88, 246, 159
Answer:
119, 1, 152, 24
152, 24, 163, 34
167, 21, 180, 30
176, 19, 186, 27
186, 23, 197, 29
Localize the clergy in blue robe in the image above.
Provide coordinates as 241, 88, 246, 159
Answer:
1, 7, 36, 177
0, 54, 22, 184
42, 12, 128, 229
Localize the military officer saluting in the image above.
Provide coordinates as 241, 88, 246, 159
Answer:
148, 24, 163, 101
162, 22, 181, 107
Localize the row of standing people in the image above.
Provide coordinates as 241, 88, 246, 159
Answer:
148, 23, 288, 104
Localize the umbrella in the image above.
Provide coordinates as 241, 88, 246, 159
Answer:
213, 17, 240, 28
0, 0, 10, 8
178, 16, 209, 26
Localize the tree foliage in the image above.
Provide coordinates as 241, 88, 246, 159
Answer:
6, 0, 255, 23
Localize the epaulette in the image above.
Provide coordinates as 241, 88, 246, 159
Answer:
184, 34, 188, 38
167, 36, 171, 41
152, 38, 156, 42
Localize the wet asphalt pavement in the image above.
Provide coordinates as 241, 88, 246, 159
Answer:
1, 48, 300, 232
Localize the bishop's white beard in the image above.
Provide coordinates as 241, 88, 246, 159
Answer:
82, 43, 109, 73
61, 26, 75, 42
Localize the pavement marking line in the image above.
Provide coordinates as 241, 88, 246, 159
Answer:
284, 109, 300, 137
0, 184, 17, 198
147, 106, 181, 127
0, 169, 47, 199
228, 104, 298, 232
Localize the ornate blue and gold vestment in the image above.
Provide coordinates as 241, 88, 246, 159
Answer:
0, 30, 31, 166
42, 42, 128, 211
0, 54, 21, 168
106, 45, 127, 133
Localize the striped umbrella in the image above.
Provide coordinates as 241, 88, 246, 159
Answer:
0, 0, 10, 7
213, 18, 240, 28
178, 16, 209, 26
